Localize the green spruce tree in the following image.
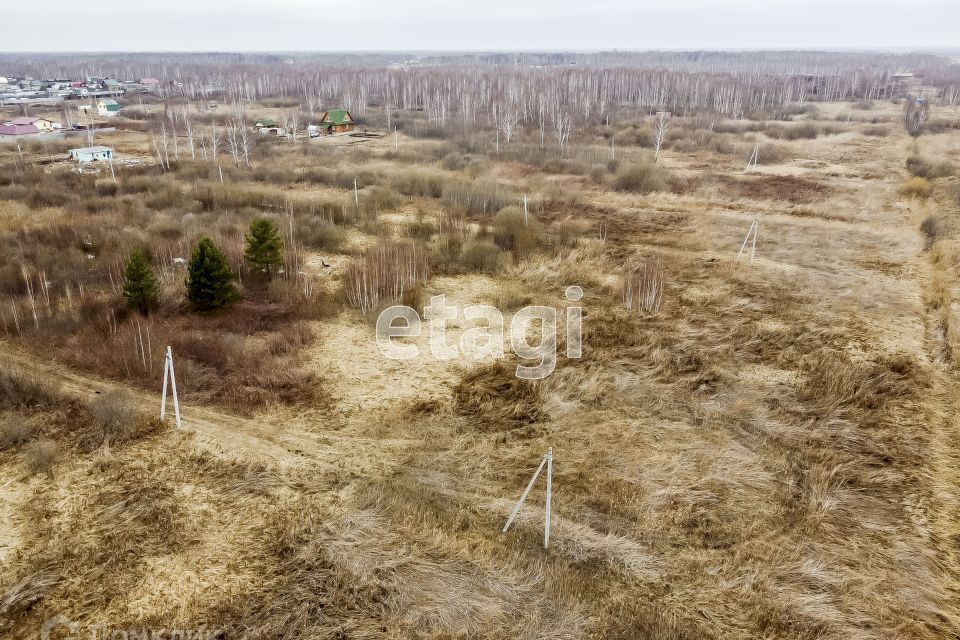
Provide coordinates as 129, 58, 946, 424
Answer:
122, 248, 160, 314
186, 237, 238, 311
244, 217, 284, 279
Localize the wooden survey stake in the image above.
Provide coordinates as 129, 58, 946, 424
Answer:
503, 447, 554, 549
160, 345, 182, 428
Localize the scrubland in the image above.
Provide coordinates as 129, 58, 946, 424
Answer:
0, 89, 959, 640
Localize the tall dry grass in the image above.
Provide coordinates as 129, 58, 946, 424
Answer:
344, 240, 431, 314
623, 257, 665, 314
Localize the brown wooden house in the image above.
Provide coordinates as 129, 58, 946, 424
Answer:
318, 109, 355, 134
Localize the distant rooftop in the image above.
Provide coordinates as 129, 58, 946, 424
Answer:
69, 146, 113, 153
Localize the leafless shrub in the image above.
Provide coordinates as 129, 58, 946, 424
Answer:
764, 122, 819, 140
613, 163, 669, 194
440, 178, 512, 215
863, 125, 890, 137
405, 219, 435, 241
89, 390, 139, 446
460, 240, 505, 274
344, 240, 430, 314
899, 177, 932, 199
906, 155, 955, 179
919, 215, 941, 250
903, 95, 930, 136
23, 438, 58, 477
295, 216, 346, 251
0, 368, 61, 409
623, 257, 665, 314
492, 206, 541, 258
0, 414, 33, 451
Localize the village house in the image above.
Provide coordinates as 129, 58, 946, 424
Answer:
68, 146, 113, 162
318, 109, 355, 134
0, 123, 40, 138
8, 116, 58, 132
97, 98, 121, 116
253, 118, 285, 136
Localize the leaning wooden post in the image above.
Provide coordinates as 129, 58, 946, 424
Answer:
160, 347, 169, 419
736, 218, 758, 261
544, 447, 553, 549
750, 217, 758, 261
160, 346, 182, 428
503, 452, 548, 534
745, 144, 758, 171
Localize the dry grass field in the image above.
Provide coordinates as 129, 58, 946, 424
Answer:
1, 92, 959, 639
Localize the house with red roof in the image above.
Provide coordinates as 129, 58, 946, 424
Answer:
0, 123, 40, 138
8, 116, 58, 132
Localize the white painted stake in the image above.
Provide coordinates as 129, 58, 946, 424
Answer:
503, 447, 555, 549
745, 144, 759, 171
544, 447, 553, 549
354, 178, 359, 208
218, 164, 224, 183
523, 194, 529, 227
394, 126, 398, 150
160, 346, 182, 428
736, 218, 759, 262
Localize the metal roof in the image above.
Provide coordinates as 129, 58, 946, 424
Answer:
69, 146, 113, 153
321, 109, 352, 125
0, 123, 39, 135
9, 116, 49, 125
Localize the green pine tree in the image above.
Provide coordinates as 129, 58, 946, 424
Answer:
244, 217, 284, 279
122, 248, 160, 314
186, 237, 238, 311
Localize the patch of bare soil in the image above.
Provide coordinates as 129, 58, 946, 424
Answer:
718, 174, 833, 203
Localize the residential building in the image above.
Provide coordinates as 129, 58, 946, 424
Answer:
97, 98, 121, 116
8, 116, 58, 132
318, 110, 355, 134
68, 146, 113, 162
0, 123, 40, 138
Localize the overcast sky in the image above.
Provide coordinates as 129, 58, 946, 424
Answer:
3, 0, 958, 52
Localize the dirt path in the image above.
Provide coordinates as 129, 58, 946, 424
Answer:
0, 341, 415, 472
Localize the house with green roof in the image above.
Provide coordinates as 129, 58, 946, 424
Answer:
97, 98, 121, 117
318, 110, 355, 134
253, 118, 286, 136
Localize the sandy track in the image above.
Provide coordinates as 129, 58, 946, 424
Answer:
0, 341, 414, 471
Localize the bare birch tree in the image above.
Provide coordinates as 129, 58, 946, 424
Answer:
653, 111, 671, 162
